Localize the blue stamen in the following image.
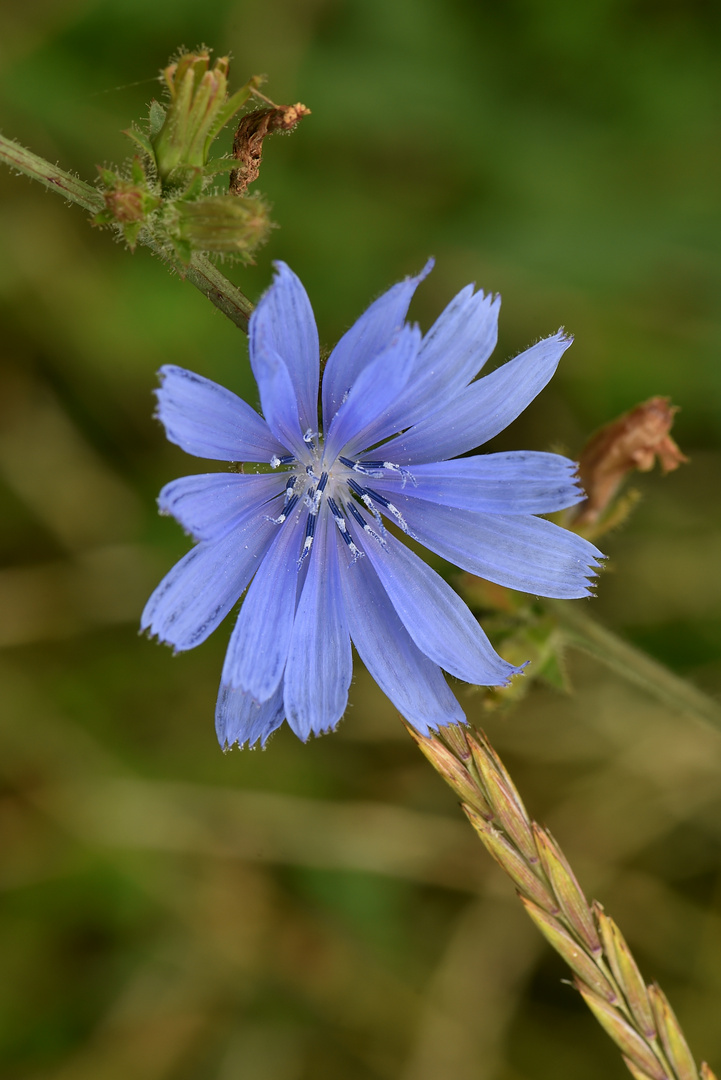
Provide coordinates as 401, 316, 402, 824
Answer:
297, 509, 318, 567
339, 457, 416, 487
348, 502, 387, 547
328, 497, 363, 562
346, 478, 386, 533
267, 493, 299, 525
363, 487, 409, 532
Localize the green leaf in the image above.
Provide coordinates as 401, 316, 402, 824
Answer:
537, 648, 571, 692
148, 101, 167, 138
123, 126, 155, 160
206, 76, 262, 144
203, 157, 237, 177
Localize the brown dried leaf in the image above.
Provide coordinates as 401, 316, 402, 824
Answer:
229, 102, 311, 195
572, 397, 688, 528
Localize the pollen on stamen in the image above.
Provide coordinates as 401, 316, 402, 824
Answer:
267, 493, 299, 525
339, 457, 416, 487
270, 454, 296, 469
348, 502, 387, 548
339, 456, 384, 479
297, 524, 315, 568
346, 478, 386, 534
364, 487, 409, 533
303, 471, 329, 515
379, 461, 417, 488
328, 496, 364, 563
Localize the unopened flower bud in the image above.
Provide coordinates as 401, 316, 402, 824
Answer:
169, 194, 271, 261
94, 162, 160, 248
151, 51, 259, 187
103, 183, 145, 223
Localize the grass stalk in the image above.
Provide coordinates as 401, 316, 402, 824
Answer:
407, 722, 718, 1080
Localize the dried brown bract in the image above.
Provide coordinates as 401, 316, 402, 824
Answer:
572, 396, 688, 528
229, 102, 311, 196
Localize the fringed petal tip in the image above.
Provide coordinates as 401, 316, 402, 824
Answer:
416, 255, 435, 281
219, 719, 342, 752
137, 620, 188, 655
404, 707, 474, 738
586, 550, 608, 574
215, 682, 286, 751
219, 729, 278, 752
215, 680, 346, 750
506, 659, 530, 682
286, 715, 345, 743
472, 658, 528, 690
569, 562, 606, 600
567, 481, 586, 507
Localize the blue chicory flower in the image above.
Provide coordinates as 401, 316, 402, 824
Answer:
142, 260, 602, 747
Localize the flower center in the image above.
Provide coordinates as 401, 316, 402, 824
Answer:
268, 439, 412, 567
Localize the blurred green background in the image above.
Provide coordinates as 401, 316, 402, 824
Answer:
1, 1, 720, 1078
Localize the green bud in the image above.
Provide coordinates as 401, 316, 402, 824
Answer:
151, 51, 260, 188
166, 194, 271, 261
94, 160, 161, 249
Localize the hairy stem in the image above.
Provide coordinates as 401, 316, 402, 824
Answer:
0, 134, 254, 333
409, 723, 717, 1080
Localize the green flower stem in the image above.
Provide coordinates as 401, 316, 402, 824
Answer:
410, 723, 718, 1080
549, 600, 721, 732
184, 252, 254, 332
0, 133, 104, 212
0, 134, 254, 333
